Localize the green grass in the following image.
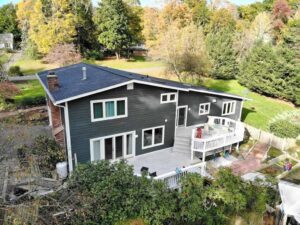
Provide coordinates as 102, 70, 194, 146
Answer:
14, 80, 45, 105
266, 147, 283, 161
12, 58, 57, 75
86, 56, 165, 69
0, 52, 11, 64
202, 79, 295, 130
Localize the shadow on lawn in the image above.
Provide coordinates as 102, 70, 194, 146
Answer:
241, 107, 256, 122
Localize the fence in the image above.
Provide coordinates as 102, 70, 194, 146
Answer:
243, 124, 298, 151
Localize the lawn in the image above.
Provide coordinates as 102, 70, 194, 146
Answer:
202, 79, 295, 130
86, 56, 165, 69
0, 51, 12, 64
14, 80, 45, 105
12, 58, 58, 75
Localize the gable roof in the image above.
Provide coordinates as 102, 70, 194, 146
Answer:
37, 62, 248, 105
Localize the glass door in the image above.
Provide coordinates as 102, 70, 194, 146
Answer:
176, 106, 187, 127
91, 131, 135, 162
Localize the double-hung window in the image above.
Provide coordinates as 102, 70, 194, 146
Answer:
222, 101, 236, 116
161, 93, 177, 103
199, 103, 210, 115
142, 126, 165, 149
91, 97, 127, 122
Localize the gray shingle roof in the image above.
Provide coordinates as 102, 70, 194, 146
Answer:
37, 63, 247, 104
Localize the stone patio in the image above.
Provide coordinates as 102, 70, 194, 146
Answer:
127, 148, 201, 176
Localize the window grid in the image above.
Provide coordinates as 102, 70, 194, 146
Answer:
222, 101, 236, 116
142, 125, 165, 149
199, 103, 211, 115
160, 93, 177, 104
91, 97, 128, 122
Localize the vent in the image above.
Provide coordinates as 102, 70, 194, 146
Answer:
82, 67, 87, 80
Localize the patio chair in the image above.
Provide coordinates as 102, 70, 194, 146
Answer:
149, 172, 157, 177
140, 167, 149, 174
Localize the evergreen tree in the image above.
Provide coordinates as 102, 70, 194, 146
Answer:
0, 3, 21, 44
206, 30, 239, 79
239, 42, 300, 105
95, 0, 132, 59
70, 0, 97, 54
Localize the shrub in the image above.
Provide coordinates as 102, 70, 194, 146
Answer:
0, 81, 20, 99
269, 120, 300, 138
8, 66, 23, 76
43, 43, 82, 66
18, 96, 46, 107
85, 49, 104, 60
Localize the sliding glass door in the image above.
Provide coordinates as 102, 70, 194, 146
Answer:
91, 131, 135, 162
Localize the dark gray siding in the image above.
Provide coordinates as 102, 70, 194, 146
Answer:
68, 84, 177, 163
178, 91, 242, 127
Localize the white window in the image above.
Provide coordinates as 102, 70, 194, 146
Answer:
91, 97, 127, 122
90, 131, 135, 162
142, 126, 165, 149
161, 93, 177, 104
222, 101, 236, 116
199, 103, 210, 115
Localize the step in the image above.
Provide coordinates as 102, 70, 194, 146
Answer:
174, 142, 190, 149
174, 139, 190, 146
173, 146, 191, 153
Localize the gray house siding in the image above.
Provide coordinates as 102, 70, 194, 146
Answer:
67, 83, 177, 163
178, 91, 242, 127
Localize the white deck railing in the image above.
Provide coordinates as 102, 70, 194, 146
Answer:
154, 162, 206, 189
191, 117, 244, 159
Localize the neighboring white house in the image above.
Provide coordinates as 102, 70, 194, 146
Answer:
0, 33, 13, 49
279, 181, 300, 225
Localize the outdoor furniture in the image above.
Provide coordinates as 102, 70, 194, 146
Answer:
140, 167, 149, 174
149, 172, 157, 177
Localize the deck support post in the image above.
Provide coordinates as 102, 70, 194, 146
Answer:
191, 150, 194, 160
202, 152, 206, 162
236, 142, 240, 152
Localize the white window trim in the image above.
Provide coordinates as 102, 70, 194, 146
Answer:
222, 101, 236, 116
90, 130, 136, 162
142, 125, 165, 149
199, 102, 211, 115
160, 93, 177, 104
90, 97, 128, 122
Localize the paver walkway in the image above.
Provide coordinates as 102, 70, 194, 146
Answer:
231, 142, 269, 175
0, 106, 47, 119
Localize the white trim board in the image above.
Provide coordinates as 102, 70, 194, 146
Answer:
64, 102, 73, 172
176, 105, 188, 127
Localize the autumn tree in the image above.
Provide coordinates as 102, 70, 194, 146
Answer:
43, 43, 81, 66
272, 0, 292, 38
0, 81, 20, 100
183, 0, 211, 27
152, 23, 211, 82
206, 8, 236, 33
142, 7, 160, 49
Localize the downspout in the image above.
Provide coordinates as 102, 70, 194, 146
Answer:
57, 102, 73, 173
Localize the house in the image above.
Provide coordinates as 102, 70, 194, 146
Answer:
37, 63, 248, 180
0, 33, 13, 49
278, 181, 300, 225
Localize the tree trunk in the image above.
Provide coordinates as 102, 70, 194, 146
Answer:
115, 52, 120, 60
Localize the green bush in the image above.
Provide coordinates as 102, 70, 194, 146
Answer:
8, 65, 23, 76
85, 49, 104, 60
18, 96, 45, 107
269, 120, 300, 138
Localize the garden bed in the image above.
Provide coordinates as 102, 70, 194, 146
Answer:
281, 167, 300, 185
259, 158, 298, 178
265, 147, 283, 161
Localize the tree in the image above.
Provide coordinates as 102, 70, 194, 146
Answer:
206, 29, 239, 79
70, 0, 97, 54
272, 0, 292, 35
0, 81, 20, 100
152, 23, 211, 82
95, 0, 132, 59
183, 0, 211, 27
27, 0, 76, 54
281, 18, 300, 59
142, 7, 160, 49
43, 43, 82, 66
0, 3, 21, 44
234, 12, 273, 61
207, 8, 236, 33
239, 41, 300, 105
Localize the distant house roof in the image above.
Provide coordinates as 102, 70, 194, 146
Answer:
0, 33, 13, 43
37, 63, 248, 105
